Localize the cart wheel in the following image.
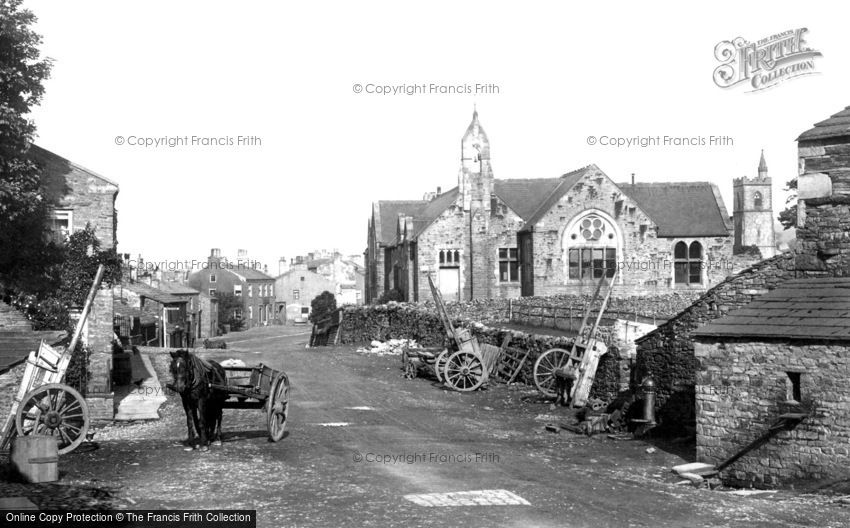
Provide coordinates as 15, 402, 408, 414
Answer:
433, 349, 449, 382
533, 348, 570, 398
15, 383, 90, 455
267, 374, 290, 442
443, 351, 486, 392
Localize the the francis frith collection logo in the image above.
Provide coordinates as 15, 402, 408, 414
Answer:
713, 28, 822, 92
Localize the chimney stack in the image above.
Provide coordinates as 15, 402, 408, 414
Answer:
631, 173, 635, 185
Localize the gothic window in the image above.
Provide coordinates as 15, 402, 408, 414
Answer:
753, 191, 763, 209
674, 241, 702, 285
566, 213, 617, 280
498, 248, 519, 282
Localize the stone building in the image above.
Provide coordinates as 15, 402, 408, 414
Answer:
114, 281, 189, 347
274, 268, 337, 323
691, 278, 850, 487
32, 145, 119, 249
365, 110, 769, 303
283, 251, 365, 306
794, 105, 850, 275
187, 249, 276, 329
635, 104, 850, 465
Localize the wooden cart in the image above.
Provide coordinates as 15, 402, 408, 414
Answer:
533, 271, 617, 407
0, 265, 105, 455
209, 364, 291, 442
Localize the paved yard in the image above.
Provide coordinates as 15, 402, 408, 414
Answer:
4, 325, 850, 527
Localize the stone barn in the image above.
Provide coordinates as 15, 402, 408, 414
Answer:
692, 278, 850, 487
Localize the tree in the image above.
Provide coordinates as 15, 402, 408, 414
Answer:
778, 177, 798, 231
309, 291, 337, 324
0, 0, 55, 295
11, 225, 122, 330
216, 292, 245, 332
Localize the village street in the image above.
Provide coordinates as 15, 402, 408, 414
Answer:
50, 326, 850, 528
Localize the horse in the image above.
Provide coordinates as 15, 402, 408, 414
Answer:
167, 349, 227, 451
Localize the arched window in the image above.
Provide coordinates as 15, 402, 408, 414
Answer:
438, 249, 460, 267
753, 191, 763, 209
566, 213, 618, 280
674, 241, 702, 284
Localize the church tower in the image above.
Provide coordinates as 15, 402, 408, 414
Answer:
458, 107, 493, 212
733, 151, 776, 258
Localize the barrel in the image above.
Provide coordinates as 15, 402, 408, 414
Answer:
11, 435, 59, 483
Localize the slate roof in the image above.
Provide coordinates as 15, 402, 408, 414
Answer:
113, 302, 158, 326
156, 282, 200, 295
617, 182, 732, 237
0, 331, 67, 373
797, 106, 850, 141
518, 166, 597, 231
693, 278, 850, 340
375, 200, 429, 245
226, 267, 274, 281
375, 166, 731, 242
122, 281, 187, 304
494, 178, 562, 221
411, 188, 461, 238
29, 144, 120, 191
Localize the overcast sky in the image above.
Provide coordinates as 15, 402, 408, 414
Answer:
25, 1, 848, 273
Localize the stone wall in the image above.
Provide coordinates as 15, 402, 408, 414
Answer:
198, 293, 218, 339
339, 303, 622, 402
695, 338, 850, 488
634, 252, 798, 433
86, 287, 115, 420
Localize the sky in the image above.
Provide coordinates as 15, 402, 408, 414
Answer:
24, 1, 849, 274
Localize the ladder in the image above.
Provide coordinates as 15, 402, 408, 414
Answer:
568, 270, 618, 407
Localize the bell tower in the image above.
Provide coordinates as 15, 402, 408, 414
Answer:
733, 150, 776, 258
458, 107, 493, 212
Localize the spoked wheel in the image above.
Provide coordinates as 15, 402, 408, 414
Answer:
433, 349, 449, 382
533, 348, 570, 398
16, 383, 90, 455
267, 374, 290, 442
443, 351, 486, 392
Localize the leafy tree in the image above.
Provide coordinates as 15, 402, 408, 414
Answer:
216, 292, 244, 331
11, 225, 122, 330
309, 290, 337, 323
0, 0, 55, 295
778, 177, 797, 231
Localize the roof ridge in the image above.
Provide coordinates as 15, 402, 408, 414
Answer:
619, 181, 714, 186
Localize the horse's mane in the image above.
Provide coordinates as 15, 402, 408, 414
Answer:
187, 353, 226, 390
